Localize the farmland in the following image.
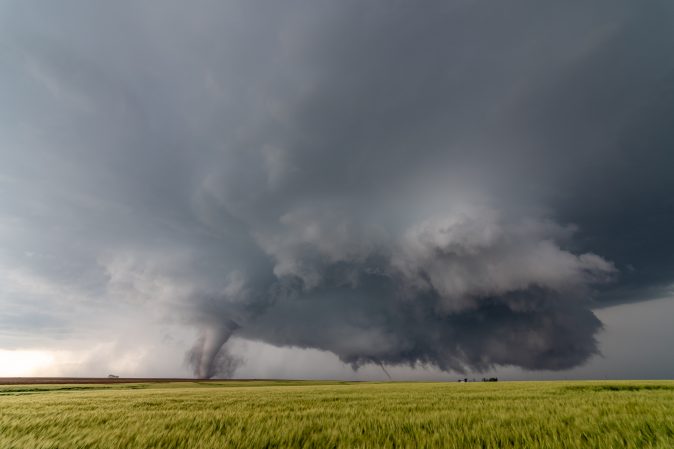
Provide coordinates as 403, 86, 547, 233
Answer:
1, 380, 673, 448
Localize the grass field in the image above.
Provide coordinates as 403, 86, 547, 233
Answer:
1, 380, 673, 448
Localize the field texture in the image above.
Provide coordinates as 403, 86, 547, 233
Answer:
1, 380, 673, 448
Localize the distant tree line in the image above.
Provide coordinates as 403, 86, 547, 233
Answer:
457, 377, 498, 382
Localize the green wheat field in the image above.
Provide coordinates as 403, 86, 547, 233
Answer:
1, 380, 673, 448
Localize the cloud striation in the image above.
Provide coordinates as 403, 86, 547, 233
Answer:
1, 0, 673, 378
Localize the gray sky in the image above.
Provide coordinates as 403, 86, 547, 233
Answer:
1, 0, 673, 379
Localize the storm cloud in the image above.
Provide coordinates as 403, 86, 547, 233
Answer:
1, 0, 673, 378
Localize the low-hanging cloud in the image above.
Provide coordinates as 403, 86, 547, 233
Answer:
184, 206, 615, 377
1, 0, 673, 378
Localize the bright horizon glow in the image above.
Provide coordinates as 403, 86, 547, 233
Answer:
0, 349, 56, 377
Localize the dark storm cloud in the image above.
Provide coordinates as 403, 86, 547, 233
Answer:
1, 0, 673, 378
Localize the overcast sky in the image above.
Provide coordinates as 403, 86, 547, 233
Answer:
1, 0, 673, 379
